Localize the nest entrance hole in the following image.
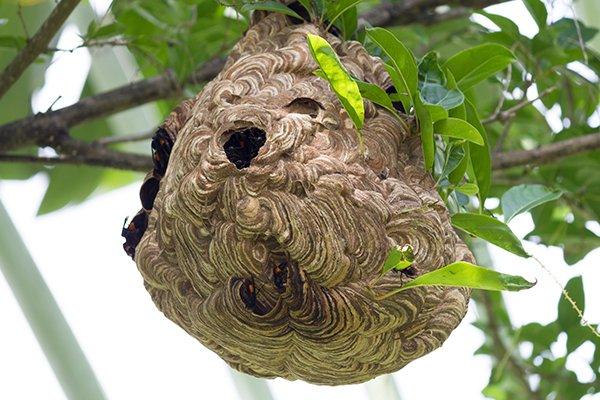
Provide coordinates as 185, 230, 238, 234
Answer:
224, 127, 267, 169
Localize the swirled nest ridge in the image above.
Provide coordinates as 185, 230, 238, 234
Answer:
133, 12, 472, 385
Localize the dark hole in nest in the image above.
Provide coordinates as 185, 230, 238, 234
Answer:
286, 97, 323, 117
224, 127, 267, 169
140, 176, 160, 211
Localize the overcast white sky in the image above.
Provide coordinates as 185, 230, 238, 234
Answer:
1, 1, 599, 399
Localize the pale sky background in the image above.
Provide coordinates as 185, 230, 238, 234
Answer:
1, 1, 599, 399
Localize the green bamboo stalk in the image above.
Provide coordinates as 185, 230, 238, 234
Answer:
365, 374, 403, 400
229, 369, 275, 400
0, 198, 105, 400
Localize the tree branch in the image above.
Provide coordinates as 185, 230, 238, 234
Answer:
493, 132, 600, 169
0, 0, 509, 153
0, 147, 151, 172
0, 0, 82, 100
359, 0, 509, 27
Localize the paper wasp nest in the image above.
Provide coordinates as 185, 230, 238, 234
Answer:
127, 11, 473, 385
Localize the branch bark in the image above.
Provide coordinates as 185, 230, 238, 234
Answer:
0, 0, 508, 153
493, 132, 600, 169
0, 0, 82, 100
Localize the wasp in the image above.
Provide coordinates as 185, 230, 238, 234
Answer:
139, 175, 160, 211
239, 276, 267, 316
272, 261, 289, 293
151, 127, 174, 177
121, 210, 148, 259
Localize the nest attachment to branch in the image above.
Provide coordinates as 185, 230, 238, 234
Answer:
124, 12, 473, 385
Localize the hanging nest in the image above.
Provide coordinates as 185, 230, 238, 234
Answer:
123, 11, 473, 385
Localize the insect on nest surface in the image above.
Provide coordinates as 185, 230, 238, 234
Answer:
122, 9, 473, 385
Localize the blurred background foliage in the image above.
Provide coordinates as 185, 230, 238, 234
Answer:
0, 0, 599, 399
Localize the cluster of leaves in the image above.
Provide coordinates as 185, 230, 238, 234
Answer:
96, 0, 247, 82
307, 20, 537, 290
475, 277, 600, 399
301, 1, 600, 396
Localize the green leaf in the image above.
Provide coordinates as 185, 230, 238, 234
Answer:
444, 44, 515, 90
452, 213, 530, 257
434, 118, 484, 145
448, 143, 469, 185
241, 1, 303, 19
381, 261, 535, 297
456, 183, 479, 196
440, 144, 466, 181
326, 0, 361, 37
414, 96, 434, 170
424, 104, 448, 122
558, 276, 585, 331
501, 184, 563, 223
465, 99, 491, 202
354, 79, 399, 118
523, 0, 548, 29
366, 27, 418, 99
382, 244, 414, 274
475, 11, 521, 40
307, 34, 364, 131
420, 85, 464, 110
418, 51, 445, 87
418, 52, 464, 110
37, 166, 104, 215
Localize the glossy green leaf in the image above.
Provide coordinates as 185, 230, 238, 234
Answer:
354, 79, 399, 119
443, 44, 515, 90
241, 1, 303, 19
366, 27, 418, 98
452, 213, 530, 257
434, 118, 484, 145
501, 184, 563, 222
418, 52, 464, 110
414, 96, 435, 170
326, 0, 361, 37
440, 145, 466, 181
381, 261, 535, 297
424, 104, 448, 122
475, 11, 521, 40
382, 244, 415, 274
456, 183, 479, 196
523, 0, 548, 29
465, 99, 491, 203
448, 143, 470, 185
307, 34, 364, 130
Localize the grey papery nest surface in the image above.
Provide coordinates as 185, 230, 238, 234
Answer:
134, 12, 473, 385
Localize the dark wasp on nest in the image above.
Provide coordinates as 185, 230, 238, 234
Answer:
239, 276, 268, 316
121, 127, 175, 259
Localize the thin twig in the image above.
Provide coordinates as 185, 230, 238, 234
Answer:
483, 86, 557, 124
0, 0, 82, 100
97, 130, 154, 145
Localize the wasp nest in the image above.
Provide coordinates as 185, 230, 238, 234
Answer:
125, 11, 473, 385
